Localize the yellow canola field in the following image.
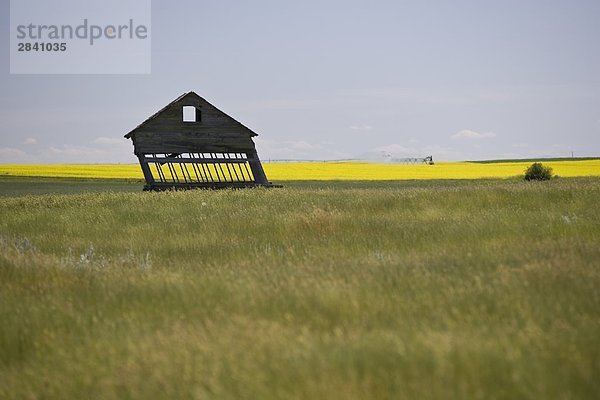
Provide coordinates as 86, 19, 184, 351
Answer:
265, 160, 600, 180
0, 164, 142, 180
1, 160, 599, 181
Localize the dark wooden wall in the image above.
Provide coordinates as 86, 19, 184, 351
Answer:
126, 92, 271, 188
128, 92, 257, 154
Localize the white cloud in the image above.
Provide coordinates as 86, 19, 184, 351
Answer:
23, 138, 38, 145
512, 143, 529, 148
43, 144, 132, 163
374, 144, 417, 157
0, 147, 32, 163
254, 138, 349, 160
349, 124, 373, 131
94, 137, 126, 146
289, 140, 322, 151
452, 130, 497, 140
48, 145, 102, 157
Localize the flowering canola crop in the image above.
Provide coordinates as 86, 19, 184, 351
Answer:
1, 160, 599, 181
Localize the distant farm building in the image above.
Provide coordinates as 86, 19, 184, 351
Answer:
125, 91, 272, 190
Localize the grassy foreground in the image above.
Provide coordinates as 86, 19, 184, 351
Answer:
0, 178, 599, 399
1, 159, 600, 181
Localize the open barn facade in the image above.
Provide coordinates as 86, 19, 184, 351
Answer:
125, 91, 272, 190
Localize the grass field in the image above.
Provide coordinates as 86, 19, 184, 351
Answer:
1, 159, 600, 181
1, 171, 599, 399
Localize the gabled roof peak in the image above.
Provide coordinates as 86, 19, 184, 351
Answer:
124, 92, 257, 138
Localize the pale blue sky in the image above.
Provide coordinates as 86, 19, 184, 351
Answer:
1, 0, 599, 162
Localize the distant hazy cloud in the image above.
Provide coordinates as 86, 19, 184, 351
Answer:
23, 138, 38, 145
254, 137, 350, 160
0, 142, 134, 164
349, 124, 373, 131
452, 130, 497, 140
46, 144, 132, 163
0, 147, 32, 163
373, 144, 416, 157
289, 140, 322, 151
94, 137, 126, 146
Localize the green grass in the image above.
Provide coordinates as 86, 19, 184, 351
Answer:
1, 177, 599, 399
0, 176, 143, 197
0, 175, 520, 196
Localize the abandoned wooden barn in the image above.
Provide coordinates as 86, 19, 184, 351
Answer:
124, 91, 272, 190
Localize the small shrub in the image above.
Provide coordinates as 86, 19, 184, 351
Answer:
524, 162, 553, 181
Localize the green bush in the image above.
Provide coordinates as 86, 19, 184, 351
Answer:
524, 162, 553, 181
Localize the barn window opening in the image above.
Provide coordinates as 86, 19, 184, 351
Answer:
182, 106, 197, 122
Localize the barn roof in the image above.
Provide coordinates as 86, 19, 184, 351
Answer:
124, 91, 258, 138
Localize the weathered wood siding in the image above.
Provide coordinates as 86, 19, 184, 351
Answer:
125, 91, 272, 189
128, 92, 257, 154
131, 133, 256, 154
